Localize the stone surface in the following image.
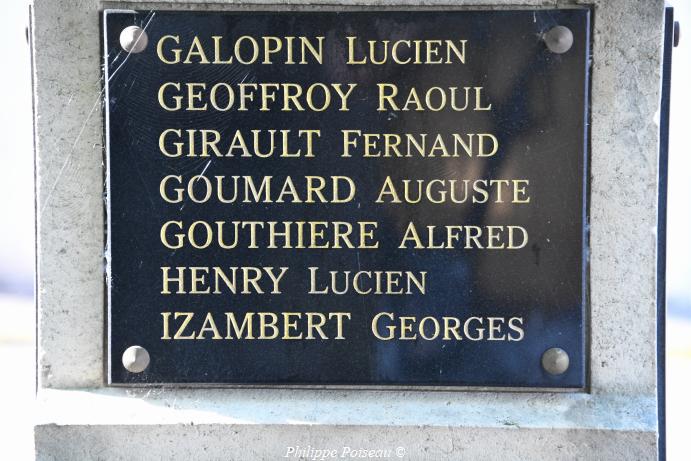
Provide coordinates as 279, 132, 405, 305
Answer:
32, 0, 666, 459
33, 0, 104, 389
35, 424, 658, 461
34, 387, 658, 460
34, 387, 656, 430
588, 0, 663, 396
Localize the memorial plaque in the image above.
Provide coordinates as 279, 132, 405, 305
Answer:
104, 9, 589, 387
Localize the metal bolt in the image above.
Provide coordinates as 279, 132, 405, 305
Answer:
541, 347, 570, 375
119, 25, 148, 54
543, 26, 574, 54
122, 345, 150, 373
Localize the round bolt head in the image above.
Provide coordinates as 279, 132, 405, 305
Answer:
541, 347, 570, 375
119, 26, 148, 54
544, 26, 574, 54
122, 345, 150, 373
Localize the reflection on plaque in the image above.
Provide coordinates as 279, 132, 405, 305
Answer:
104, 9, 589, 387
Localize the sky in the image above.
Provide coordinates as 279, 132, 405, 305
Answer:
0, 0, 33, 296
667, 1, 691, 315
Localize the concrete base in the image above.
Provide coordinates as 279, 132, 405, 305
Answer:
36, 425, 656, 461
34, 388, 658, 460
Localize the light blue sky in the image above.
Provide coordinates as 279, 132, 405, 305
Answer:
667, 1, 691, 314
0, 0, 33, 296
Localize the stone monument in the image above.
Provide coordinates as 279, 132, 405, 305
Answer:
32, 1, 675, 459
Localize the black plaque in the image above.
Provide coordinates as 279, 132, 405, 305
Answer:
104, 9, 589, 387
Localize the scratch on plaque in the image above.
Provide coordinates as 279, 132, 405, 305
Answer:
180, 160, 212, 211
41, 12, 158, 217
107, 12, 156, 82
198, 159, 212, 178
